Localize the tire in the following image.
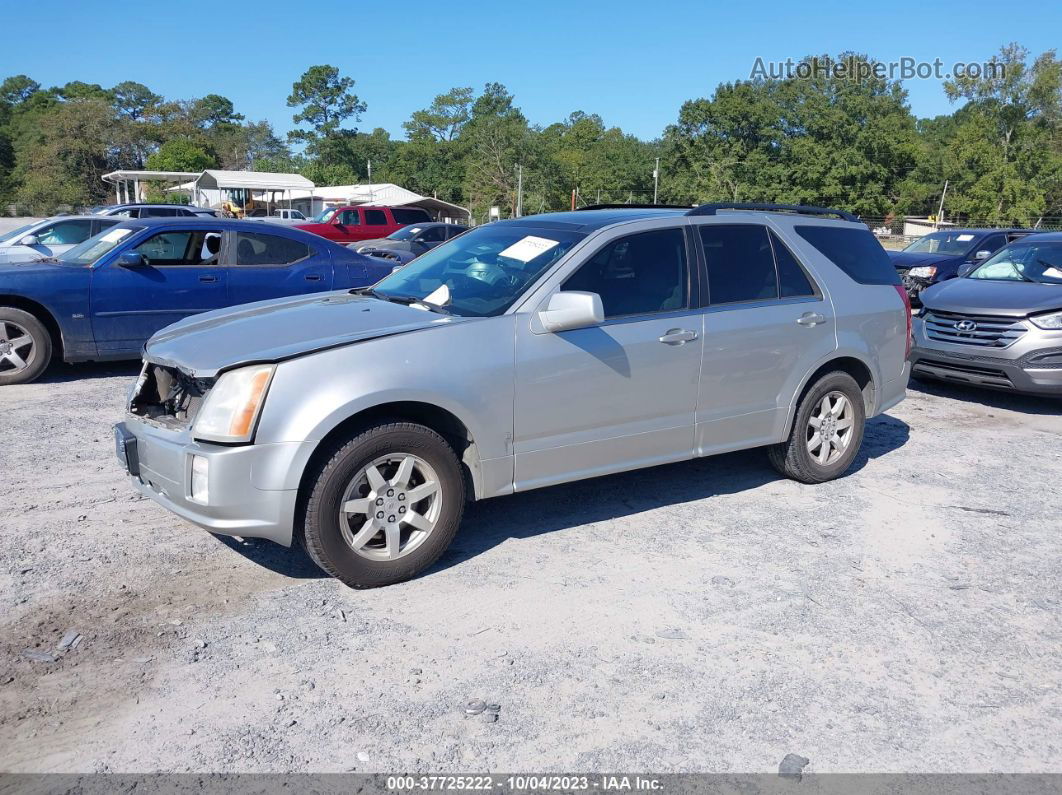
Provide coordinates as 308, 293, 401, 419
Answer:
768, 371, 866, 484
0, 307, 52, 386
301, 421, 465, 588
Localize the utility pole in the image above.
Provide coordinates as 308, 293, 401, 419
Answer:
367, 159, 372, 183
515, 164, 523, 218
653, 158, 660, 205
935, 179, 948, 228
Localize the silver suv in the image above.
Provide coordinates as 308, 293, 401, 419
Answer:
114, 203, 911, 588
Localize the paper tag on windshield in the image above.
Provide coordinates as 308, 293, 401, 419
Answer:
956, 234, 974, 242
1044, 267, 1062, 279
101, 228, 133, 243
498, 235, 559, 262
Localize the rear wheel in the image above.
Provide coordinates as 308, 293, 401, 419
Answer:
0, 307, 51, 386
768, 371, 866, 483
301, 422, 465, 588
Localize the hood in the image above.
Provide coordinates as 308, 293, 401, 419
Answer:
921, 277, 1062, 318
887, 250, 960, 268
0, 258, 69, 274
356, 238, 410, 252
145, 291, 471, 378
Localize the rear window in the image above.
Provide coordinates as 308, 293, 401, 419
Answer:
795, 225, 899, 285
392, 208, 431, 225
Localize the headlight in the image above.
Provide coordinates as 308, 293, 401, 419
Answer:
908, 266, 938, 279
1030, 310, 1062, 330
192, 364, 275, 443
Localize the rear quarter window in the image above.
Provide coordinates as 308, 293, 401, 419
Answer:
795, 225, 899, 286
392, 208, 432, 225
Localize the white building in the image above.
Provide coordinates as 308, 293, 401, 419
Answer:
287, 183, 471, 224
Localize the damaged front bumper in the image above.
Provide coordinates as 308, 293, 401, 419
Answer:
114, 418, 310, 546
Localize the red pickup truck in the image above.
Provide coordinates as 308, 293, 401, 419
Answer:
294, 205, 432, 244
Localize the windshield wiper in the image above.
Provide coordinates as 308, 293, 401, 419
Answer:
354, 287, 452, 314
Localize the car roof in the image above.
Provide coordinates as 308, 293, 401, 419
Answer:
1014, 231, 1062, 242
111, 217, 333, 236
505, 208, 688, 232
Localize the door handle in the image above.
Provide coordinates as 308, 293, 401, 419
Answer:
658, 328, 698, 345
304, 274, 322, 281
796, 312, 826, 327
199, 274, 218, 283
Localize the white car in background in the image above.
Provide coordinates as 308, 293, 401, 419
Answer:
0, 215, 122, 263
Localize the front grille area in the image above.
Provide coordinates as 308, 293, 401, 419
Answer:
129, 363, 212, 429
924, 310, 1027, 348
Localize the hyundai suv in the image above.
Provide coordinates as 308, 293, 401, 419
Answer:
911, 232, 1062, 396
114, 203, 911, 588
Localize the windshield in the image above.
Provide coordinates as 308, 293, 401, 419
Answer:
968, 240, 1062, 285
60, 225, 140, 266
387, 226, 422, 241
312, 208, 337, 223
369, 224, 585, 317
0, 223, 35, 246
904, 231, 977, 256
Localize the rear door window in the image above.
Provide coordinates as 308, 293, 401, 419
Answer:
795, 225, 899, 285
700, 225, 778, 304
364, 209, 388, 226
234, 232, 312, 266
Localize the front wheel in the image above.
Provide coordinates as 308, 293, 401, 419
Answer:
0, 307, 51, 386
301, 422, 465, 588
768, 371, 866, 484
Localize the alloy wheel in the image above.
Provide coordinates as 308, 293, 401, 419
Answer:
0, 320, 34, 375
338, 453, 442, 561
806, 390, 855, 466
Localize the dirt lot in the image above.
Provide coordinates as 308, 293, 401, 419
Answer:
1, 362, 1059, 774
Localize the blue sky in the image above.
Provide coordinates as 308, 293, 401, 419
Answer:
2, 0, 1058, 141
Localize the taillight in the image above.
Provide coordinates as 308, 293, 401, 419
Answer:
893, 284, 912, 359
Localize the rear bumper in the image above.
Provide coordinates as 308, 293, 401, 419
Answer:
114, 419, 311, 546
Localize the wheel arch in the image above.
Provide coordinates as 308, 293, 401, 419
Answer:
296, 400, 483, 513
0, 294, 64, 359
784, 355, 876, 437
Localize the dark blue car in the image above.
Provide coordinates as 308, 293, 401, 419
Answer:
0, 218, 392, 384
888, 227, 1034, 304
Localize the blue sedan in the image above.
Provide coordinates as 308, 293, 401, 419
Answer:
0, 218, 393, 384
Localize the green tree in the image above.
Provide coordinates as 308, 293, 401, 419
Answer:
403, 86, 474, 142
287, 65, 366, 149
14, 98, 118, 211
939, 44, 1062, 223
145, 138, 216, 172
111, 81, 162, 121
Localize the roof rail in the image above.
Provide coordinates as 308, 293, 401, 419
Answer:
576, 203, 693, 211
687, 203, 860, 223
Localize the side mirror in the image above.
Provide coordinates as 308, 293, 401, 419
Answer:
957, 262, 977, 277
19, 234, 38, 246
117, 251, 144, 268
538, 291, 604, 333
974, 250, 991, 261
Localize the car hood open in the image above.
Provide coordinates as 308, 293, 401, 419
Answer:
921, 277, 1062, 318
145, 291, 469, 378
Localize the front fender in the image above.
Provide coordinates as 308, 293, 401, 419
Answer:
253, 316, 517, 496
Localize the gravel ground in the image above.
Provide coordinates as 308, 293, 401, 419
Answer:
1, 362, 1059, 774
